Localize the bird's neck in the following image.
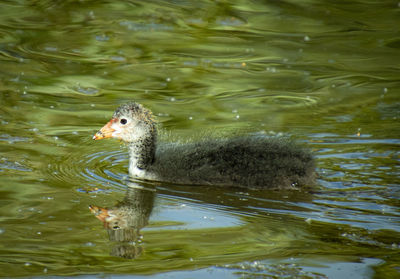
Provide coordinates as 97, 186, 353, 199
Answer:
128, 133, 156, 176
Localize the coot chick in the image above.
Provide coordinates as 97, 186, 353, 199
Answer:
93, 102, 315, 189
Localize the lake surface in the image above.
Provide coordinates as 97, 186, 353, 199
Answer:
0, 0, 399, 278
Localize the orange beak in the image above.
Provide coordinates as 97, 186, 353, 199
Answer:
93, 119, 116, 140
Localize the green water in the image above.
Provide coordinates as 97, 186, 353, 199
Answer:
0, 0, 399, 278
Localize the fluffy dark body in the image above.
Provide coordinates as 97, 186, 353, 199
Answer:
101, 102, 316, 189
151, 136, 315, 189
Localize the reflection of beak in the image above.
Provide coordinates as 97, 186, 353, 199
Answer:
93, 119, 116, 140
89, 205, 110, 228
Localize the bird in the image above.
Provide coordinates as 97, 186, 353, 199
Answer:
93, 102, 315, 189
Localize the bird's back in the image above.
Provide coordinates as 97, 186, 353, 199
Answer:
151, 136, 315, 189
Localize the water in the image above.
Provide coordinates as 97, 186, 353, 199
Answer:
0, 0, 399, 278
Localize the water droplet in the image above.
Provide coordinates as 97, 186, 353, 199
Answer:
110, 56, 126, 62
95, 34, 109, 41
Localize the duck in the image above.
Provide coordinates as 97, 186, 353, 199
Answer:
93, 102, 315, 189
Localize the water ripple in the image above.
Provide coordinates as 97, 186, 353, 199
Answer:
47, 149, 129, 191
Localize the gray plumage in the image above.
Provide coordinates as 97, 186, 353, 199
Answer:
152, 136, 315, 189
96, 102, 316, 189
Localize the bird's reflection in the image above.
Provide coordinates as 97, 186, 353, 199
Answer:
89, 182, 155, 259
89, 179, 315, 259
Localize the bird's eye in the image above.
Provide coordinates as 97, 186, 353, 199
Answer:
120, 118, 127, 125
